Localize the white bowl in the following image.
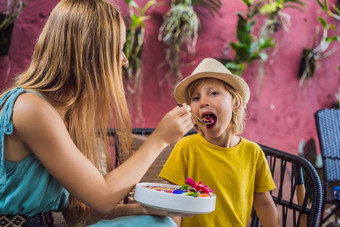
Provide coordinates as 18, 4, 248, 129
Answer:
134, 182, 216, 214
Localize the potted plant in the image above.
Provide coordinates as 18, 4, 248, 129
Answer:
123, 0, 157, 124
0, 0, 31, 56
158, 0, 221, 94
225, 0, 275, 76
316, 0, 340, 20
298, 17, 339, 86
259, 0, 305, 36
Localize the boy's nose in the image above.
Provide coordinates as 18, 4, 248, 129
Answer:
199, 96, 210, 107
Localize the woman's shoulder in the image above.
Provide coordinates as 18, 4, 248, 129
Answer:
12, 92, 61, 135
13, 92, 52, 119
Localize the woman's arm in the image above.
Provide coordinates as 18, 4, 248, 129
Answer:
63, 203, 145, 225
171, 216, 182, 227
63, 201, 188, 225
12, 93, 193, 214
253, 191, 280, 227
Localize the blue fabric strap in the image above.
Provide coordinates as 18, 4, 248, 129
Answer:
0, 87, 25, 184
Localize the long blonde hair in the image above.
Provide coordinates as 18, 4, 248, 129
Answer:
9, 0, 131, 225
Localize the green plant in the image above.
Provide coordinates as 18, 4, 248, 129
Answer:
298, 17, 340, 86
158, 0, 221, 94
226, 0, 275, 76
0, 0, 31, 56
123, 0, 157, 124
225, 0, 305, 76
0, 0, 31, 30
316, 0, 340, 20
124, 0, 156, 91
260, 0, 305, 35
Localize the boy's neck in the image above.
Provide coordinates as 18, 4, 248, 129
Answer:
203, 133, 240, 148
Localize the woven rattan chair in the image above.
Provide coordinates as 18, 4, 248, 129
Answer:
314, 108, 340, 226
249, 145, 322, 227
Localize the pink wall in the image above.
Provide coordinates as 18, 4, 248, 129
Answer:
1, 0, 339, 156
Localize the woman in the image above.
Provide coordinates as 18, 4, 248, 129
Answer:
0, 0, 193, 226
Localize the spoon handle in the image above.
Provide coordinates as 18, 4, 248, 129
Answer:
177, 103, 209, 125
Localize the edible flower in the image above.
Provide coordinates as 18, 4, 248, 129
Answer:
177, 177, 215, 197
186, 177, 215, 196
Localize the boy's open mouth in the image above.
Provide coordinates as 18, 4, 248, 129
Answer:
201, 113, 217, 127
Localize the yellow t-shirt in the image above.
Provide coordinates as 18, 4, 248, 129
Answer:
159, 134, 275, 227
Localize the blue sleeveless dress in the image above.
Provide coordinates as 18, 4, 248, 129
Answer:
0, 87, 69, 216
0, 87, 176, 226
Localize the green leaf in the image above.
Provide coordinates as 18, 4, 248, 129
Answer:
318, 17, 327, 28
329, 24, 336, 30
315, 0, 324, 9
179, 184, 190, 191
332, 4, 340, 15
325, 36, 340, 42
226, 62, 242, 70
191, 0, 222, 15
241, 0, 252, 7
226, 62, 245, 75
260, 38, 275, 49
323, 0, 329, 11
141, 0, 157, 15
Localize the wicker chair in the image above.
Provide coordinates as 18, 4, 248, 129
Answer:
249, 145, 322, 227
314, 108, 340, 226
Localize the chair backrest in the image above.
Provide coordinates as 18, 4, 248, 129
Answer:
250, 145, 322, 227
314, 108, 340, 225
314, 109, 340, 184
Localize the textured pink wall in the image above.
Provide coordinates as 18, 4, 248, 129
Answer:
0, 0, 339, 155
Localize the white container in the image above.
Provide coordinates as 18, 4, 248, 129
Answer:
134, 182, 216, 214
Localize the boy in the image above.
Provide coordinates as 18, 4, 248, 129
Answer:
159, 58, 279, 226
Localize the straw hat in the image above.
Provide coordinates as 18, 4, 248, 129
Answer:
174, 58, 250, 104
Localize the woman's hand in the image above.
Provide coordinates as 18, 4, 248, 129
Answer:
152, 104, 193, 147
140, 204, 194, 218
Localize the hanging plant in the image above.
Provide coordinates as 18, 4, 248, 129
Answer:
123, 0, 157, 124
337, 0, 340, 15
259, 0, 305, 37
158, 0, 221, 94
298, 17, 339, 86
225, 0, 275, 76
0, 0, 31, 56
316, 0, 340, 20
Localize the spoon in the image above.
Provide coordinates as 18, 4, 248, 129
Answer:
177, 103, 212, 125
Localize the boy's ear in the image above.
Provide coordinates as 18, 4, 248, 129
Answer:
232, 93, 243, 111
232, 100, 241, 111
